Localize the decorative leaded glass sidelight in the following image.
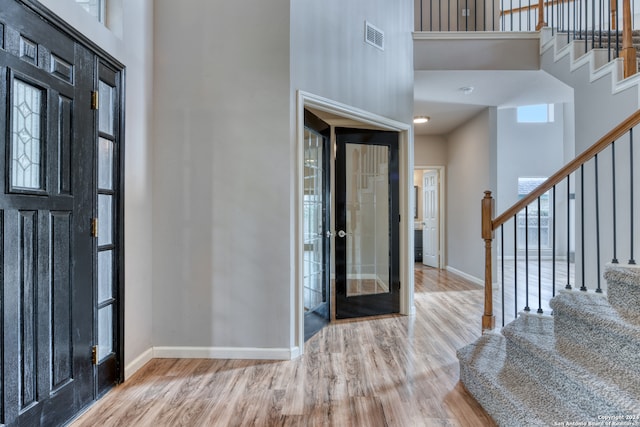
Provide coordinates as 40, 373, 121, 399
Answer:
11, 79, 43, 190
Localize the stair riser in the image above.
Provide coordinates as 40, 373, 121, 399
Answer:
554, 337, 640, 397
554, 314, 640, 375
458, 364, 535, 427
504, 335, 636, 417
604, 267, 640, 320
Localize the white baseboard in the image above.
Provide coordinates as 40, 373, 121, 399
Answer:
152, 346, 298, 360
445, 266, 484, 286
124, 347, 153, 380
123, 346, 299, 380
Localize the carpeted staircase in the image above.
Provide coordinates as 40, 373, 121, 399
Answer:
457, 264, 640, 426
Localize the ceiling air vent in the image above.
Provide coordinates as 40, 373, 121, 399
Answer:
365, 21, 384, 51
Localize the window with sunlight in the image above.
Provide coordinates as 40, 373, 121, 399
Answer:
517, 104, 555, 123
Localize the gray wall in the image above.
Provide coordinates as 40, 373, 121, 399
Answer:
414, 135, 447, 225
541, 45, 640, 289
291, 1, 414, 124
541, 50, 638, 155
415, 135, 447, 166
151, 0, 414, 351
152, 0, 291, 349
446, 108, 497, 281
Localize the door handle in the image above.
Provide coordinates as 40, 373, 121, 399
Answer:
326, 230, 335, 238
337, 230, 348, 238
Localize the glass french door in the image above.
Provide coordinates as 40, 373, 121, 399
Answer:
303, 110, 330, 340
335, 128, 400, 319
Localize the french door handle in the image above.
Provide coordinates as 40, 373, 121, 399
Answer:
337, 230, 348, 238
326, 230, 335, 238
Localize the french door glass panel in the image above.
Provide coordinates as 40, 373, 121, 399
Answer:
345, 143, 390, 297
335, 128, 399, 319
303, 129, 326, 312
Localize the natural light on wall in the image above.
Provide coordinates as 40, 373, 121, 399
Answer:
75, 0, 104, 23
517, 104, 555, 123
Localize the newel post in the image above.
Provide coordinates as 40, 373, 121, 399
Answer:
535, 0, 547, 30
482, 191, 496, 331
622, 0, 637, 78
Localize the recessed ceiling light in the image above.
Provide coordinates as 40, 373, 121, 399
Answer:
413, 116, 430, 124
460, 86, 474, 95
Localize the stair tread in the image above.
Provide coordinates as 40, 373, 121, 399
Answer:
502, 314, 640, 415
551, 290, 640, 331
458, 333, 583, 426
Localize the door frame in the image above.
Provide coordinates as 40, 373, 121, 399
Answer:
295, 91, 414, 355
416, 166, 446, 269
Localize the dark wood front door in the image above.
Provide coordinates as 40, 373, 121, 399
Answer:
334, 128, 400, 319
0, 1, 122, 424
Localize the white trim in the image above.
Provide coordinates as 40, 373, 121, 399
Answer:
124, 347, 154, 380
153, 346, 299, 360
413, 31, 539, 41
296, 91, 413, 357
445, 265, 484, 286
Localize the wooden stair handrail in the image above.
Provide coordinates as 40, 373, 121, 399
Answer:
492, 109, 640, 229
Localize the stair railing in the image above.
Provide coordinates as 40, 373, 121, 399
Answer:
415, 0, 638, 77
482, 110, 640, 331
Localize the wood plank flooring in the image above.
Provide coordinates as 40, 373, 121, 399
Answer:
71, 265, 496, 427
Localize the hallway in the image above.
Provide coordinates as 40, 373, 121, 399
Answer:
71, 266, 495, 426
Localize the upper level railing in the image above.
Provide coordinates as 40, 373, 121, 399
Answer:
415, 0, 638, 77
481, 110, 640, 330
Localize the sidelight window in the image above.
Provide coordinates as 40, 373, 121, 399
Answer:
75, 0, 105, 23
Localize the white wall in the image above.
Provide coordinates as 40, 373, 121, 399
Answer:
496, 105, 569, 257
446, 108, 497, 281
37, 0, 154, 373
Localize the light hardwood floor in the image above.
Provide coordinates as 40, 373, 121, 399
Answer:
71, 265, 496, 427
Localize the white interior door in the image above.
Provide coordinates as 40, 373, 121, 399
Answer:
422, 170, 439, 268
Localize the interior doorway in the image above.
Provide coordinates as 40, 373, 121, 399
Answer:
334, 128, 400, 319
297, 92, 413, 355
414, 166, 445, 269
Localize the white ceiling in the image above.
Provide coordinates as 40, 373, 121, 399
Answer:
414, 69, 574, 135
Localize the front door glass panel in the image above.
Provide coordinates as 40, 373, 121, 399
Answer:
11, 79, 43, 190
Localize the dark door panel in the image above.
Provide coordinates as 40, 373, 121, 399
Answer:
0, 1, 97, 425
335, 128, 400, 319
